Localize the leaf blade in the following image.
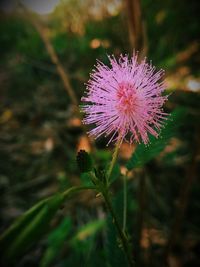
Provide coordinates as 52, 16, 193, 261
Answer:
126, 108, 185, 170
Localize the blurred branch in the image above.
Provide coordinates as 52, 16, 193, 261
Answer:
28, 18, 79, 107
19, 56, 87, 82
124, 0, 148, 57
19, 4, 95, 152
18, 1, 78, 107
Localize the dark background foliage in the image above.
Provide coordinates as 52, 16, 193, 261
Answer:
0, 0, 199, 266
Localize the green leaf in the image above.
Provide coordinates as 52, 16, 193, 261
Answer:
71, 219, 105, 246
105, 190, 128, 267
80, 172, 94, 186
0, 185, 95, 264
0, 193, 64, 263
40, 217, 72, 267
61, 219, 105, 266
126, 108, 185, 170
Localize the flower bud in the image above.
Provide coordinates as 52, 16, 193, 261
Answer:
76, 150, 93, 173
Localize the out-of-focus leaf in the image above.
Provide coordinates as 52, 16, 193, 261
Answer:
63, 219, 105, 266
80, 172, 93, 186
40, 217, 72, 267
105, 190, 128, 267
0, 185, 95, 264
70, 219, 105, 266
0, 109, 13, 123
71, 219, 105, 245
95, 149, 111, 162
126, 108, 185, 170
0, 193, 64, 263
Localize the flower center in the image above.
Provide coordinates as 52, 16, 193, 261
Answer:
116, 83, 136, 114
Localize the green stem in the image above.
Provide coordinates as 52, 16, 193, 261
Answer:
103, 190, 134, 267
107, 138, 122, 182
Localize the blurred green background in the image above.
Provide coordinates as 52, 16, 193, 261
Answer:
0, 0, 200, 267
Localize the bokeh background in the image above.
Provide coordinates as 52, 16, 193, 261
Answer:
0, 0, 200, 267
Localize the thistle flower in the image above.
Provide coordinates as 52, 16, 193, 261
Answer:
81, 54, 168, 145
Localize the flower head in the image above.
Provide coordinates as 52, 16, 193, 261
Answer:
81, 54, 168, 145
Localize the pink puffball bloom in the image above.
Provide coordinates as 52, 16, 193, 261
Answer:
81, 54, 168, 145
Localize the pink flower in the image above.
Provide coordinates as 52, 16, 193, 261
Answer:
81, 54, 168, 145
